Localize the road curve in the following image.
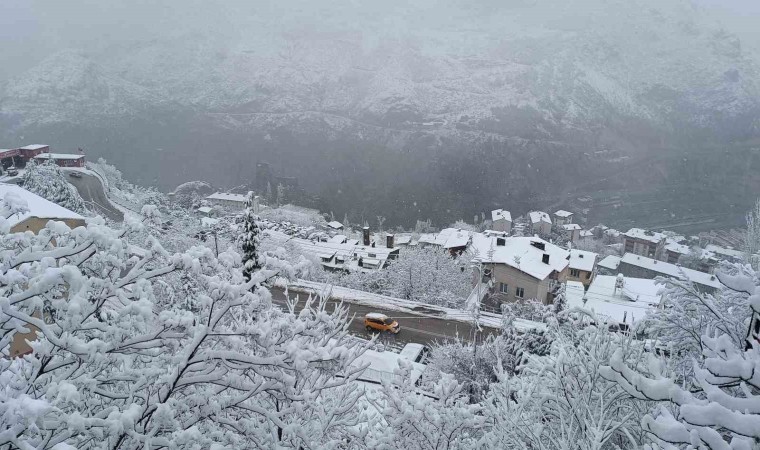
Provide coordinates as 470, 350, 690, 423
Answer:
64, 170, 124, 222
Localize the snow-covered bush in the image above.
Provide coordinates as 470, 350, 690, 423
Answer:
0, 211, 369, 449
20, 160, 88, 214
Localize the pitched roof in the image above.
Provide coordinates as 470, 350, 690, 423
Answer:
528, 211, 551, 225
562, 223, 582, 231
0, 184, 84, 228
470, 234, 569, 280
18, 144, 48, 150
34, 153, 84, 160
569, 249, 597, 272
565, 276, 661, 325
491, 208, 512, 222
418, 228, 471, 249
554, 210, 573, 217
620, 253, 721, 289
598, 255, 622, 271
327, 221, 343, 229
206, 192, 247, 203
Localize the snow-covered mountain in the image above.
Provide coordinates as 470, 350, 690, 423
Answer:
2, 0, 758, 140
0, 50, 169, 127
1, 0, 759, 229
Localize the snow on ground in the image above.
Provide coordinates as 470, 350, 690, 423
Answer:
276, 278, 545, 332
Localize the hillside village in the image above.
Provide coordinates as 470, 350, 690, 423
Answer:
4, 145, 760, 448
2, 145, 748, 334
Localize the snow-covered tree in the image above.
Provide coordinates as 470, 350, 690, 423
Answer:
367, 361, 483, 449
483, 316, 650, 449
601, 266, 760, 449
0, 197, 370, 449
324, 246, 471, 308
745, 199, 760, 269
637, 267, 747, 379
276, 183, 285, 207
20, 160, 88, 214
242, 191, 261, 282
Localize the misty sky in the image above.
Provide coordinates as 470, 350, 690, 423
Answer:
2, 0, 760, 82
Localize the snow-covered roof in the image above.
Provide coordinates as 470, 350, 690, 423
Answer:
528, 211, 551, 224
605, 228, 621, 237
565, 276, 661, 325
562, 224, 582, 231
624, 228, 665, 244
34, 153, 84, 160
580, 230, 594, 238
554, 210, 573, 218
0, 184, 84, 227
491, 208, 512, 222
470, 234, 569, 280
395, 234, 412, 245
200, 217, 219, 227
206, 192, 247, 203
327, 221, 343, 229
598, 255, 622, 271
398, 343, 425, 362
569, 249, 597, 272
19, 144, 48, 150
418, 228, 471, 249
705, 244, 743, 260
197, 206, 213, 214
328, 234, 347, 244
665, 242, 690, 255
620, 253, 721, 290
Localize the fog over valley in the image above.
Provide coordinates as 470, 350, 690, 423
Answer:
2, 0, 759, 230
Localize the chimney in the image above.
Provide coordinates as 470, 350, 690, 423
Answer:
531, 241, 546, 251
542, 254, 550, 264
496, 237, 506, 246
363, 227, 370, 246
386, 234, 394, 248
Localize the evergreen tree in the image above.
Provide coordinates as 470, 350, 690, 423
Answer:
242, 191, 261, 282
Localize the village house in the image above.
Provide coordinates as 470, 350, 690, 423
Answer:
597, 255, 622, 275
622, 228, 689, 264
34, 152, 86, 168
471, 234, 569, 305
0, 184, 86, 234
567, 249, 598, 288
1, 144, 50, 170
418, 228, 471, 255
565, 274, 663, 329
553, 210, 574, 226
490, 208, 512, 234
205, 192, 249, 210
617, 253, 721, 294
562, 223, 582, 243
326, 220, 344, 230
528, 211, 552, 236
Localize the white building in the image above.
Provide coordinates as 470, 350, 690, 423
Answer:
554, 210, 574, 226
562, 223, 582, 243
205, 192, 248, 210
528, 211, 552, 236
490, 208, 512, 234
565, 274, 663, 328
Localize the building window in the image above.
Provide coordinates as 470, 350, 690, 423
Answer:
499, 283, 509, 294
515, 287, 525, 298
570, 268, 580, 277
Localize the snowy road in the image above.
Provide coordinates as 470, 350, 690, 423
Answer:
64, 171, 124, 222
270, 286, 498, 348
